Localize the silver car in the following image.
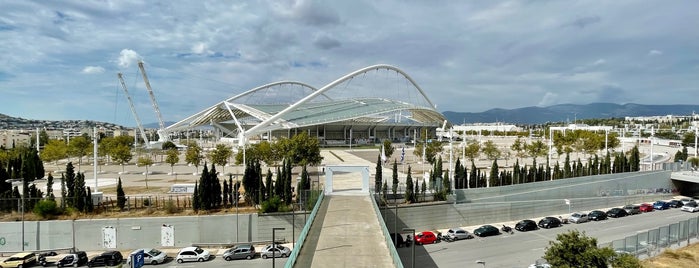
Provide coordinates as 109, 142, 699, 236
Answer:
260, 244, 291, 259
127, 248, 168, 265
569, 212, 589, 224
446, 227, 474, 240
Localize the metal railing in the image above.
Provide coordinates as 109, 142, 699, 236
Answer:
284, 190, 324, 268
372, 193, 404, 268
599, 215, 699, 258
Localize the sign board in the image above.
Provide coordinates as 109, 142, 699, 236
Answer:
169, 184, 196, 193
161, 224, 174, 247
564, 199, 570, 205
131, 249, 144, 268
101, 226, 117, 249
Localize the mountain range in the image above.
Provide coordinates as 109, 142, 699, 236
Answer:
443, 103, 699, 125
3, 103, 699, 129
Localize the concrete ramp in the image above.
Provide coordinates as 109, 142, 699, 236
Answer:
294, 195, 394, 267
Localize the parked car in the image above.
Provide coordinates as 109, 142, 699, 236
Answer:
623, 204, 641, 215
639, 203, 654, 212
515, 220, 538, 232
607, 208, 628, 218
260, 244, 291, 259
667, 200, 683, 208
414, 231, 438, 245
126, 248, 168, 265
87, 251, 123, 267
0, 252, 37, 268
389, 233, 409, 248
538, 217, 562, 229
680, 198, 694, 205
681, 201, 699, 213
36, 251, 57, 264
56, 252, 88, 267
223, 244, 256, 261
588, 210, 608, 221
473, 225, 500, 237
653, 201, 671, 210
446, 227, 474, 240
175, 247, 210, 263
569, 212, 589, 224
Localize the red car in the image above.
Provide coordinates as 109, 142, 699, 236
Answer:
414, 231, 438, 245
640, 203, 654, 212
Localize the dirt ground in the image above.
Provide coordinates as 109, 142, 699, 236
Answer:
642, 242, 699, 268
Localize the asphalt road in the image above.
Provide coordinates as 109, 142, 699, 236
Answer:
396, 208, 699, 268
144, 255, 290, 268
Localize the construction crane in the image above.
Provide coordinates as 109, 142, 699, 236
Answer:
117, 73, 151, 148
138, 61, 168, 142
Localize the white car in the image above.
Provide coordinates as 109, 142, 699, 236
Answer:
446, 227, 474, 240
569, 212, 589, 224
260, 244, 291, 259
681, 201, 699, 213
175, 247, 210, 263
127, 248, 168, 265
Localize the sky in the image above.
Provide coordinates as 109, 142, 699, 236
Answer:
1, 0, 698, 127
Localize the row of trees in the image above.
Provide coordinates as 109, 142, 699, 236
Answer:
376, 145, 643, 204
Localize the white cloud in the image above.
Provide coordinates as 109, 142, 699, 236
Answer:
191, 42, 211, 55
538, 92, 558, 107
81, 66, 105, 74
592, 59, 606, 66
648, 50, 663, 56
117, 49, 141, 68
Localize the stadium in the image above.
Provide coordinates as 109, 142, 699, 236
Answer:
165, 64, 448, 147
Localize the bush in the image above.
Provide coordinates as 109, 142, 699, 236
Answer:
33, 199, 61, 219
260, 196, 291, 213
164, 200, 180, 214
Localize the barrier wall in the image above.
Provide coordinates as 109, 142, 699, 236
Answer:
383, 170, 677, 232
0, 211, 309, 253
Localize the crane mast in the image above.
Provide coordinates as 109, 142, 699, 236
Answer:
117, 73, 151, 147
138, 61, 167, 141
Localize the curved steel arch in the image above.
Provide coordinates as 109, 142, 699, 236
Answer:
245, 64, 439, 136
224, 80, 332, 103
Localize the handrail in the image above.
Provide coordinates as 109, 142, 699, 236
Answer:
371, 193, 404, 268
284, 190, 325, 268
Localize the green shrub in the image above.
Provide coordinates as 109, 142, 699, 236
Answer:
33, 199, 61, 219
260, 196, 292, 213
164, 200, 179, 214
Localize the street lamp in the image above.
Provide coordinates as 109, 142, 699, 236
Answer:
476, 260, 486, 267
271, 227, 285, 268
402, 228, 415, 268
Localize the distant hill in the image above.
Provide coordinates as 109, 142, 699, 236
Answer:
0, 113, 125, 130
443, 103, 699, 124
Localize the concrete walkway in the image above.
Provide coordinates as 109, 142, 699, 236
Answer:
294, 149, 395, 267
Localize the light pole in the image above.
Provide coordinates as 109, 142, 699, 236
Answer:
271, 227, 285, 268
402, 228, 415, 268
476, 260, 486, 267
235, 174, 239, 242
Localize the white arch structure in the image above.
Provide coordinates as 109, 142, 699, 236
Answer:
165, 64, 446, 146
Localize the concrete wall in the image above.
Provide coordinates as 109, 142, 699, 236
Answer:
0, 212, 309, 253
383, 170, 677, 233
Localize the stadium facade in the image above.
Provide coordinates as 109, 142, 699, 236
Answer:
165, 64, 447, 147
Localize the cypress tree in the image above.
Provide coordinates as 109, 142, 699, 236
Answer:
284, 159, 292, 205
469, 160, 477, 188
116, 177, 126, 211
489, 159, 499, 187
375, 154, 382, 193
265, 169, 273, 200
405, 166, 413, 203
222, 179, 229, 207
391, 161, 398, 196
192, 182, 200, 211
65, 162, 76, 207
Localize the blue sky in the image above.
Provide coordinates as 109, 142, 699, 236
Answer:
1, 0, 698, 127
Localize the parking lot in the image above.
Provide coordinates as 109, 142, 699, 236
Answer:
395, 204, 699, 267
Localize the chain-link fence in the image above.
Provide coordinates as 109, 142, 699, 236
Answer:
599, 215, 699, 258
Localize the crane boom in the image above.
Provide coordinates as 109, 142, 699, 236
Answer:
138, 61, 167, 141
117, 72, 150, 147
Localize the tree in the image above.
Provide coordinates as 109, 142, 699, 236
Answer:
208, 144, 232, 173
116, 177, 126, 211
165, 148, 179, 174
464, 142, 481, 161
375, 154, 383, 194
481, 140, 502, 161
391, 161, 398, 198
161, 141, 177, 150
526, 140, 549, 160
46, 172, 54, 200
68, 135, 92, 170
41, 139, 68, 165
544, 230, 639, 267
185, 142, 203, 174
511, 137, 527, 158
405, 166, 413, 203
382, 140, 395, 161
111, 144, 133, 173
137, 156, 154, 189
64, 162, 76, 207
